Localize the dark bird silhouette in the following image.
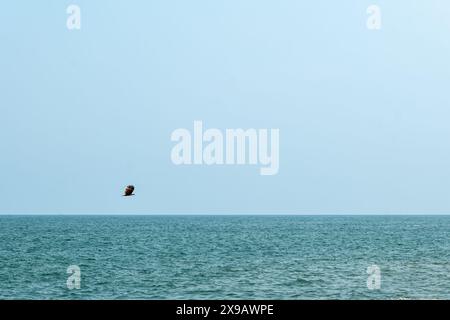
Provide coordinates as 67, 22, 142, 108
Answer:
123, 185, 135, 196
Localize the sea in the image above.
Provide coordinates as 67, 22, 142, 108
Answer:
0, 215, 449, 299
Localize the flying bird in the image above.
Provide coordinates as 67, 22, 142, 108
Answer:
123, 185, 135, 196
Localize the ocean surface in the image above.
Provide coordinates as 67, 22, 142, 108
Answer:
0, 215, 449, 299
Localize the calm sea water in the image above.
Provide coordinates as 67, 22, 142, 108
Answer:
0, 215, 449, 299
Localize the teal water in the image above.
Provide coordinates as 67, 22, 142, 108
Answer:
0, 215, 449, 299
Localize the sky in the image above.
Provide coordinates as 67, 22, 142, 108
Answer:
1, 1, 450, 214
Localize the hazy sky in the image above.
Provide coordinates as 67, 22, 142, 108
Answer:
1, 1, 450, 213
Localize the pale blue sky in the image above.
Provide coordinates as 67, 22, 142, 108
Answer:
1, 1, 450, 213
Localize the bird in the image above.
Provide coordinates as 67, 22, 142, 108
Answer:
123, 185, 135, 196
